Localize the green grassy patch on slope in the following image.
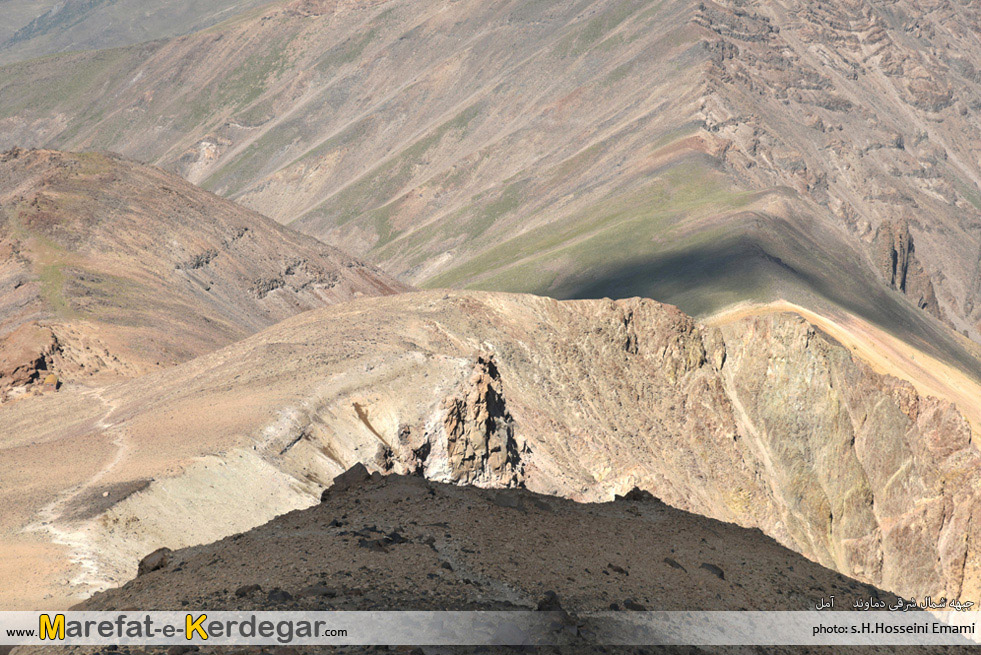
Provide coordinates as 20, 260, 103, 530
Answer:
552, 0, 648, 58
953, 176, 981, 212
38, 262, 71, 317
182, 32, 293, 130
315, 25, 383, 73
0, 47, 134, 119
295, 102, 484, 231
424, 159, 754, 294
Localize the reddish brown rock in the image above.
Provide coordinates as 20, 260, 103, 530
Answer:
0, 323, 58, 392
873, 219, 942, 319
0, 150, 409, 386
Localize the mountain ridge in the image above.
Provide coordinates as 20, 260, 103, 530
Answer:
2, 289, 979, 611
3, 0, 981, 629
0, 0, 978, 380
0, 147, 408, 393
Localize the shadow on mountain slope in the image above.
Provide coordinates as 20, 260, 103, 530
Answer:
552, 212, 981, 382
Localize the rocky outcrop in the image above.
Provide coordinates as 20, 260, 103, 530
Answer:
388, 354, 527, 488
320, 462, 370, 498
873, 219, 942, 319
0, 323, 58, 393
7, 291, 981, 610
438, 355, 524, 488
136, 547, 171, 577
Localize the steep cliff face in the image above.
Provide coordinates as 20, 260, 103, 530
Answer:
873, 219, 942, 319
721, 314, 981, 601
4, 290, 980, 609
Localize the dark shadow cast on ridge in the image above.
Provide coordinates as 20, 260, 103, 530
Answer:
550, 231, 981, 382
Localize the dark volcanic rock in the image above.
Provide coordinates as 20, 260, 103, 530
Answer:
234, 584, 261, 597
321, 463, 370, 499
297, 583, 337, 598
700, 563, 726, 580
136, 547, 171, 577
615, 487, 657, 502
536, 591, 562, 611
266, 588, 293, 603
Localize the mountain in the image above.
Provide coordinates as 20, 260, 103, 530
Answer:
0, 0, 275, 64
0, 148, 408, 393
4, 0, 981, 630
0, 0, 47, 47
3, 290, 979, 611
1, 0, 980, 368
64, 473, 911, 654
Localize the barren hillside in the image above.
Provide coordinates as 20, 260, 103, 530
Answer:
50, 473, 923, 655
3, 0, 981, 633
2, 290, 978, 613
1, 0, 979, 359
0, 148, 408, 392
0, 0, 275, 64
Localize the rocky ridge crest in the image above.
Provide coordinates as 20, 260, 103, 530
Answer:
6, 291, 979, 608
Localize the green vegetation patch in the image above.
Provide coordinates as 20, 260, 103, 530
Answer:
0, 47, 135, 119
552, 0, 647, 58
603, 60, 637, 87
423, 158, 755, 297
953, 176, 981, 212
182, 34, 293, 130
315, 26, 382, 73
38, 262, 71, 317
445, 180, 529, 242
297, 102, 484, 232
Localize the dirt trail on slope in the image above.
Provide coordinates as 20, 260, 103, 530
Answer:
21, 388, 128, 594
0, 384, 121, 609
706, 300, 981, 440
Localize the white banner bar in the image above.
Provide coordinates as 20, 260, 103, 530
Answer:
1, 611, 979, 646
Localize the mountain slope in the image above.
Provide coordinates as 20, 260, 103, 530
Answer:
0, 0, 275, 64
75, 474, 904, 638
0, 148, 408, 392
1, 0, 980, 359
2, 290, 979, 611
